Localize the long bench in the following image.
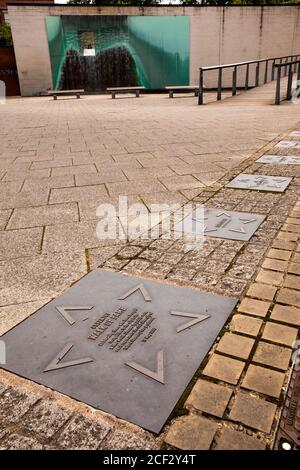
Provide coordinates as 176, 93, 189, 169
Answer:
107, 86, 145, 99
48, 89, 84, 100
165, 86, 200, 98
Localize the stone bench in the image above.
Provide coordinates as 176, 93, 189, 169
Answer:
48, 89, 84, 100
107, 87, 145, 99
165, 86, 200, 98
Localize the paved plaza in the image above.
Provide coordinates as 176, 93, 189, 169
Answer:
0, 83, 300, 449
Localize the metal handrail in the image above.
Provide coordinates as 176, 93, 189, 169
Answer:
274, 59, 300, 105
198, 54, 300, 105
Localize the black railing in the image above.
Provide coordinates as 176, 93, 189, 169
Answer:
274, 59, 300, 105
198, 54, 300, 105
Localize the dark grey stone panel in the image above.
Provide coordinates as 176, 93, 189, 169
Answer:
1, 269, 237, 433
174, 208, 265, 241
226, 174, 292, 192
256, 155, 300, 165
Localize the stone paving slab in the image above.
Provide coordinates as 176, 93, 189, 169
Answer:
276, 140, 300, 149
256, 155, 300, 165
0, 88, 300, 449
226, 174, 292, 192
174, 207, 265, 241
1, 269, 237, 433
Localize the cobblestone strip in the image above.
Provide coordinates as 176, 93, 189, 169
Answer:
164, 198, 300, 451
0, 369, 162, 450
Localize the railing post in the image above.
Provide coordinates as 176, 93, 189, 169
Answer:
297, 62, 300, 99
198, 67, 204, 105
217, 68, 222, 100
271, 59, 276, 81
232, 65, 237, 96
255, 62, 260, 87
245, 63, 249, 90
264, 60, 268, 84
287, 64, 293, 101
275, 66, 281, 105
284, 57, 288, 76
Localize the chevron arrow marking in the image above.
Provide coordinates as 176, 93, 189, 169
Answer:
170, 311, 210, 333
118, 283, 152, 302
125, 350, 165, 384
229, 227, 246, 234
56, 305, 94, 326
239, 218, 256, 224
43, 343, 94, 372
216, 211, 231, 218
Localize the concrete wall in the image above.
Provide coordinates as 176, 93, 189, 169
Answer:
7, 4, 300, 96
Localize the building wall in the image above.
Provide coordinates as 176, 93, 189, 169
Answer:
7, 4, 300, 96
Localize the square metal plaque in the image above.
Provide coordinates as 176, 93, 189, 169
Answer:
256, 155, 300, 165
0, 269, 237, 433
226, 173, 292, 192
174, 207, 265, 241
289, 131, 300, 137
276, 140, 300, 149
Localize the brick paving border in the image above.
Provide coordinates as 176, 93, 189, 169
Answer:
165, 196, 300, 450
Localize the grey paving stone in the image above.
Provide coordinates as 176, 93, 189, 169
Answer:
75, 170, 126, 186
256, 155, 300, 165
3, 168, 50, 182
0, 227, 43, 260
57, 414, 113, 450
0, 422, 8, 440
31, 158, 73, 169
123, 167, 175, 180
276, 140, 300, 149
0, 180, 23, 194
0, 187, 49, 210
0, 387, 39, 424
50, 185, 107, 204
226, 174, 292, 192
0, 252, 86, 306
22, 175, 75, 192
101, 426, 160, 450
0, 209, 11, 230
229, 391, 277, 433
21, 400, 72, 439
175, 207, 265, 241
107, 179, 167, 196
0, 433, 44, 450
52, 164, 97, 177
43, 220, 118, 252
165, 415, 218, 450
215, 428, 266, 450
160, 175, 204, 191
8, 203, 79, 229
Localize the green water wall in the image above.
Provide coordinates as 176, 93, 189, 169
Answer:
45, 15, 190, 91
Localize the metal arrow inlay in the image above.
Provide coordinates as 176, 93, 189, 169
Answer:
118, 283, 152, 302
56, 306, 94, 326
170, 311, 210, 333
229, 227, 246, 234
43, 343, 94, 372
204, 225, 217, 233
239, 218, 256, 224
125, 350, 165, 384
